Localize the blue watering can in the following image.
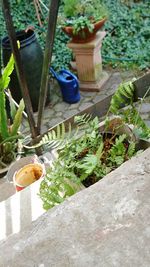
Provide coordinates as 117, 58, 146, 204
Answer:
50, 67, 80, 104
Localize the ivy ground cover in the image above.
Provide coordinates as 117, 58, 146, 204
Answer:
0, 0, 149, 70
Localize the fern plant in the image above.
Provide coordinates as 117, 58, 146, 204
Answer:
0, 53, 25, 168
39, 78, 149, 210
108, 80, 135, 114
107, 80, 150, 140
39, 115, 136, 210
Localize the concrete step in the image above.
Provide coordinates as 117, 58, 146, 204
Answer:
0, 148, 149, 267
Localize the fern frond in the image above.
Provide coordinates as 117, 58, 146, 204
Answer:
109, 134, 127, 165
115, 134, 127, 145
109, 80, 135, 115
122, 107, 150, 139
115, 156, 124, 166
74, 114, 92, 126
24, 122, 72, 150
127, 142, 136, 158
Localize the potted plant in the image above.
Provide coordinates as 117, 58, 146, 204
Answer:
0, 52, 25, 176
36, 77, 150, 210
59, 0, 108, 43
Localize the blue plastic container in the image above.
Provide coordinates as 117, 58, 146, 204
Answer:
50, 68, 80, 104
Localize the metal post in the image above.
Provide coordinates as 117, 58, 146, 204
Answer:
37, 0, 60, 134
2, 0, 38, 139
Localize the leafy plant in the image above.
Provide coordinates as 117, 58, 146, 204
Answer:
0, 53, 25, 168
39, 113, 137, 210
1, 0, 149, 71
102, 0, 150, 70
73, 16, 94, 36
107, 80, 150, 140
39, 76, 149, 210
59, 0, 108, 36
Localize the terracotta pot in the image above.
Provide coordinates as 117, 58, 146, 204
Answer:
62, 18, 106, 43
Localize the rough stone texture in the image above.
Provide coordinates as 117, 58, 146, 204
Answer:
0, 148, 150, 267
64, 109, 79, 119
92, 93, 107, 103
133, 71, 150, 100
140, 103, 150, 113
79, 102, 92, 111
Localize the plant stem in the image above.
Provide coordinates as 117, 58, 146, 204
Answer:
2, 0, 38, 140
37, 0, 60, 134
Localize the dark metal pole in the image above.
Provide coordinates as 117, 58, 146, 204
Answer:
37, 0, 60, 134
2, 0, 38, 139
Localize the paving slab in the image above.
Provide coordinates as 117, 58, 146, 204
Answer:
0, 148, 150, 267
21, 71, 133, 135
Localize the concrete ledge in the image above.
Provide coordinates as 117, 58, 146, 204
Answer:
0, 148, 150, 267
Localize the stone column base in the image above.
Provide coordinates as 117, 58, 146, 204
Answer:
79, 71, 110, 92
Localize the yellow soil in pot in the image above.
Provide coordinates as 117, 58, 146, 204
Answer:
15, 163, 43, 187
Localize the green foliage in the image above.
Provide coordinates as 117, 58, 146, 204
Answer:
127, 142, 136, 158
120, 106, 150, 140
0, 53, 24, 167
59, 0, 107, 35
39, 76, 149, 210
73, 16, 94, 36
63, 0, 107, 19
0, 54, 14, 91
1, 0, 149, 71
108, 80, 135, 114
24, 121, 74, 151
63, 0, 80, 17
102, 0, 150, 70
39, 160, 80, 210
108, 79, 150, 140
0, 54, 15, 140
108, 134, 127, 166
10, 99, 25, 136
7, 90, 17, 120
39, 114, 137, 210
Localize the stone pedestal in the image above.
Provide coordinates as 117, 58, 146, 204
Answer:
68, 31, 109, 92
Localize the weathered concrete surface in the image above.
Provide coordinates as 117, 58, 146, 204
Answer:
0, 148, 150, 267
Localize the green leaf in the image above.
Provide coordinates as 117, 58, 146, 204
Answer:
0, 54, 14, 92
0, 92, 9, 139
127, 142, 135, 158
10, 99, 25, 136
7, 90, 17, 120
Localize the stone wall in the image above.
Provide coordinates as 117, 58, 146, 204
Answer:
0, 148, 150, 267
